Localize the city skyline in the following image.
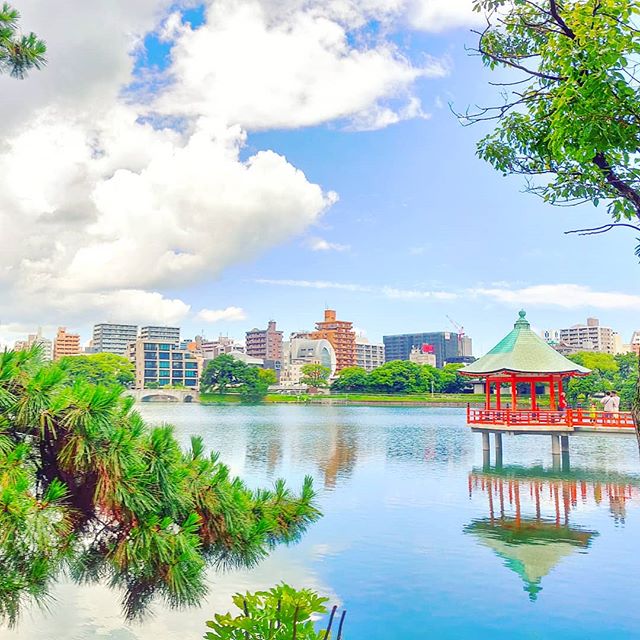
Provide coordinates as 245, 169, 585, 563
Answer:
0, 1, 638, 355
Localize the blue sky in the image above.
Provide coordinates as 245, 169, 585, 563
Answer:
157, 17, 638, 353
1, 1, 638, 355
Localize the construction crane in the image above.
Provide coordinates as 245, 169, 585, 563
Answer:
446, 315, 465, 354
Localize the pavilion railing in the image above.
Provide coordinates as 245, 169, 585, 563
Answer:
467, 406, 635, 430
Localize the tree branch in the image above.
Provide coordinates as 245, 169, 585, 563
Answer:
565, 222, 640, 236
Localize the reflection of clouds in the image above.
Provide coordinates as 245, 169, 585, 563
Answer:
5, 547, 335, 640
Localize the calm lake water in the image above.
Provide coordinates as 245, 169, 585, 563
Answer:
7, 405, 640, 639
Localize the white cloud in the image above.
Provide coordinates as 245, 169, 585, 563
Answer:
153, 0, 447, 131
255, 278, 457, 299
472, 284, 640, 310
408, 0, 483, 32
306, 237, 351, 252
196, 306, 247, 323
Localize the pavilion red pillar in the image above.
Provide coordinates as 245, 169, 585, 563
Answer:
549, 376, 556, 411
485, 378, 491, 410
558, 378, 564, 408
496, 382, 502, 410
530, 381, 537, 411
510, 377, 517, 409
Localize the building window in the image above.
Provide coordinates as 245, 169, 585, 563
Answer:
144, 343, 157, 351
159, 352, 170, 360
144, 369, 157, 378
185, 370, 197, 378
159, 344, 171, 351
159, 361, 170, 369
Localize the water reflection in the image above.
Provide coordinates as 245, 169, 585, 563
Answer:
465, 465, 640, 600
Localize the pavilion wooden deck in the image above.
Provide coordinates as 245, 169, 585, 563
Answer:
467, 406, 635, 435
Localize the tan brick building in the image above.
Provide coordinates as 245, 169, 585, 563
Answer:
53, 327, 81, 360
310, 309, 356, 372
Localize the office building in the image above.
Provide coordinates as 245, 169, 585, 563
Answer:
279, 338, 337, 387
559, 317, 618, 354
355, 337, 385, 372
246, 320, 283, 360
140, 326, 180, 345
129, 339, 202, 389
14, 329, 53, 361
53, 327, 81, 360
383, 331, 466, 368
92, 323, 138, 356
309, 309, 356, 372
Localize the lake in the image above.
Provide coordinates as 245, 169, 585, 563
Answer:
6, 404, 640, 639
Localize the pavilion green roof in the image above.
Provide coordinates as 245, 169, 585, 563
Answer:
460, 310, 590, 377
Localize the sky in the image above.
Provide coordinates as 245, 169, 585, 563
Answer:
0, 0, 638, 356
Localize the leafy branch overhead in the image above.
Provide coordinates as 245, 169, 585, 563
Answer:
462, 0, 640, 245
0, 3, 46, 78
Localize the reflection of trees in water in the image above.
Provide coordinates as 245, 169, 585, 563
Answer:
385, 425, 468, 464
465, 467, 640, 600
245, 423, 283, 475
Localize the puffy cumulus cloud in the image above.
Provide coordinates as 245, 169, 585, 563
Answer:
154, 0, 447, 130
408, 0, 483, 32
0, 0, 461, 333
196, 307, 247, 323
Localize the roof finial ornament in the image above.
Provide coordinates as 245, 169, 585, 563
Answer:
519, 309, 526, 319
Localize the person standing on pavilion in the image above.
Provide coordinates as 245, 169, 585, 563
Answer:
600, 392, 614, 420
611, 391, 620, 414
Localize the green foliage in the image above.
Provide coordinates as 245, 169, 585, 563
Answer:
201, 356, 277, 402
330, 366, 370, 392
300, 363, 331, 388
204, 584, 338, 640
201, 355, 251, 393
468, 0, 640, 245
0, 348, 320, 625
564, 351, 638, 408
332, 361, 468, 395
0, 3, 46, 78
58, 353, 135, 388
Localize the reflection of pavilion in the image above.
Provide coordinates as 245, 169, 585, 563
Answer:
465, 467, 640, 600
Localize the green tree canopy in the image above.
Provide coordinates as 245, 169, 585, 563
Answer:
466, 0, 640, 250
58, 353, 135, 387
201, 354, 251, 393
0, 3, 46, 78
367, 360, 425, 393
300, 363, 331, 388
0, 348, 319, 626
331, 366, 370, 392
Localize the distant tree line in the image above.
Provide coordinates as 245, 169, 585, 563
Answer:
331, 361, 467, 394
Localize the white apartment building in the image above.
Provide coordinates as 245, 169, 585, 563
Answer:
140, 326, 180, 345
14, 329, 53, 361
559, 317, 618, 354
355, 337, 385, 372
200, 336, 245, 359
409, 345, 436, 367
279, 338, 337, 387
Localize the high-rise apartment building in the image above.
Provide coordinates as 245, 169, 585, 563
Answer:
140, 326, 180, 344
92, 323, 138, 355
309, 309, 356, 372
14, 329, 53, 361
128, 339, 202, 389
355, 337, 385, 372
246, 321, 283, 360
383, 332, 465, 368
200, 336, 245, 359
559, 317, 618, 354
53, 327, 81, 360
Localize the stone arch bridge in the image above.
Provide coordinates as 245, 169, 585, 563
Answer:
124, 389, 199, 403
